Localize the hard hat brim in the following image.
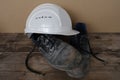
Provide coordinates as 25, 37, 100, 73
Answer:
58, 30, 80, 36
25, 29, 80, 37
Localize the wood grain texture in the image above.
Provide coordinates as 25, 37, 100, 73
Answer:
0, 33, 120, 80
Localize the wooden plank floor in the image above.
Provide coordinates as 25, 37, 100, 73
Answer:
0, 33, 120, 80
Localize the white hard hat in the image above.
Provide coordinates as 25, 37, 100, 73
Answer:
25, 3, 79, 35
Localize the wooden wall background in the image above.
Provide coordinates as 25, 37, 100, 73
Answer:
0, 33, 120, 80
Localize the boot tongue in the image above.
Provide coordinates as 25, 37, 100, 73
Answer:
75, 23, 87, 35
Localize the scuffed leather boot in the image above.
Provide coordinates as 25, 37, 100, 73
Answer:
31, 34, 82, 71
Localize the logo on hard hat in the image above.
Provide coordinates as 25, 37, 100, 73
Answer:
36, 16, 52, 19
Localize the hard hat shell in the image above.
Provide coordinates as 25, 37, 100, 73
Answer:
25, 3, 79, 35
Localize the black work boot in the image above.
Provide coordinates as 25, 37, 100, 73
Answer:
31, 34, 83, 72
